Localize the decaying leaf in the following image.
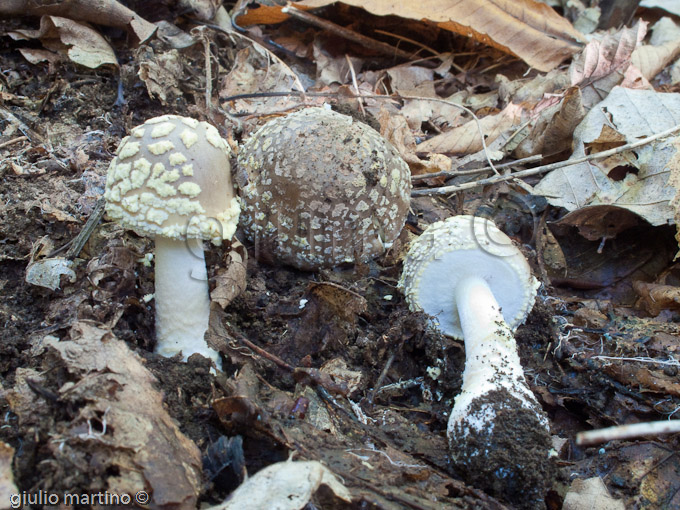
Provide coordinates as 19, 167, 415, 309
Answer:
0, 442, 18, 505
211, 242, 248, 309
43, 323, 202, 509
9, 16, 118, 69
237, 0, 584, 72
631, 17, 680, 81
137, 46, 184, 106
208, 459, 351, 510
553, 206, 640, 244
563, 477, 625, 510
569, 22, 649, 109
0, 0, 156, 43
514, 86, 585, 159
417, 102, 524, 155
25, 257, 76, 291
669, 137, 680, 256
535, 87, 680, 226
633, 280, 680, 316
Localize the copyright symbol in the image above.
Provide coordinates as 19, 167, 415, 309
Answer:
135, 491, 150, 505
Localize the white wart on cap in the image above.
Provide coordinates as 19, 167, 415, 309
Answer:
236, 107, 411, 270
105, 114, 240, 244
398, 215, 538, 337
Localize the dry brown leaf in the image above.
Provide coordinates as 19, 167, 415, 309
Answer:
632, 17, 680, 81
43, 323, 202, 508
417, 102, 524, 155
535, 87, 680, 225
238, 0, 583, 72
669, 137, 680, 257
211, 242, 248, 309
515, 86, 585, 159
137, 47, 184, 106
563, 477, 625, 510
219, 46, 302, 115
0, 0, 156, 43
569, 22, 650, 109
9, 16, 118, 69
634, 280, 680, 315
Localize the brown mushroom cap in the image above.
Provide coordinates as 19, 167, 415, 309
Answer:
104, 115, 240, 244
236, 107, 411, 270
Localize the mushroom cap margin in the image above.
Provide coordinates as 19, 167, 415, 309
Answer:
398, 215, 539, 338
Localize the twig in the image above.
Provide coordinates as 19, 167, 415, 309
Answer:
65, 198, 106, 259
411, 123, 680, 196
223, 322, 294, 371
0, 136, 28, 149
412, 154, 543, 180
576, 419, 680, 446
345, 55, 365, 116
372, 29, 440, 58
282, 4, 415, 61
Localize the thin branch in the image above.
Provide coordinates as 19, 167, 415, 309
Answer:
577, 419, 680, 446
282, 4, 416, 61
411, 123, 680, 196
412, 154, 543, 180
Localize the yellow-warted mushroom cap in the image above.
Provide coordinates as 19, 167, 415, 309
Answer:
104, 115, 240, 245
398, 215, 539, 338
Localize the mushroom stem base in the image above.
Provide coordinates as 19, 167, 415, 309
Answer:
154, 236, 221, 369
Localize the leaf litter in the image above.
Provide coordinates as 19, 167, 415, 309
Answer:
1, 0, 680, 509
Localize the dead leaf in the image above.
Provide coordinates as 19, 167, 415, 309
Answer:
515, 86, 585, 159
569, 22, 650, 109
631, 17, 680, 81
0, 442, 18, 509
137, 46, 184, 106
9, 16, 118, 69
0, 0, 156, 43
238, 0, 584, 72
535, 87, 680, 225
554, 206, 640, 243
211, 242, 248, 309
633, 280, 680, 316
25, 258, 76, 291
219, 46, 302, 115
669, 137, 680, 257
43, 323, 202, 508
208, 459, 351, 510
563, 477, 625, 510
418, 102, 524, 155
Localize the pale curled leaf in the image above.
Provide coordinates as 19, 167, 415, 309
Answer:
25, 258, 76, 291
210, 460, 351, 510
417, 102, 524, 155
9, 16, 118, 69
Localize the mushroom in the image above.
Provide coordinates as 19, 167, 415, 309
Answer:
236, 107, 411, 270
104, 115, 240, 369
398, 215, 553, 508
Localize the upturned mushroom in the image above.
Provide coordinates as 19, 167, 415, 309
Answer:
398, 215, 553, 508
104, 115, 240, 369
236, 107, 411, 270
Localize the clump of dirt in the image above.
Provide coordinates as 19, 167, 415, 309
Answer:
448, 389, 556, 509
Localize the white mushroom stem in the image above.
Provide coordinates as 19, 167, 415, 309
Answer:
153, 235, 221, 369
451, 274, 543, 421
